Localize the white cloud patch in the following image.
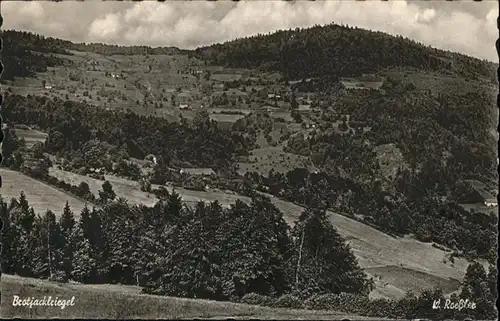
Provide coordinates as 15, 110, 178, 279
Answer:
1, 0, 497, 61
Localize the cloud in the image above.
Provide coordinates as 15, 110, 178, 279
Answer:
1, 0, 497, 61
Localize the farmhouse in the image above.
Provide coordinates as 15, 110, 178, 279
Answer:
212, 83, 225, 90
484, 198, 497, 207
463, 179, 498, 207
179, 104, 190, 110
44, 85, 53, 90
266, 93, 283, 100
180, 168, 216, 177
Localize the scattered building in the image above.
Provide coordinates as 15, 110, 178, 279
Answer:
44, 85, 53, 90
484, 198, 497, 207
212, 83, 225, 90
260, 105, 281, 112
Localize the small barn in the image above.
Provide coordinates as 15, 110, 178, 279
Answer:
463, 180, 498, 207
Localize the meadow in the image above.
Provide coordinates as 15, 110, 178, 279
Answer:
1, 274, 380, 320
0, 168, 88, 216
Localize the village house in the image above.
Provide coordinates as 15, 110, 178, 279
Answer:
212, 83, 225, 91
484, 197, 498, 207
463, 179, 498, 207
267, 93, 282, 100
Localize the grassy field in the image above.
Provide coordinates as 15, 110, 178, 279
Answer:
364, 265, 461, 300
458, 203, 498, 216
48, 167, 252, 209
13, 129, 48, 148
380, 68, 495, 95
209, 113, 246, 123
0, 168, 88, 216
1, 274, 382, 320
237, 145, 314, 177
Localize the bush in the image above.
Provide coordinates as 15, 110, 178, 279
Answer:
304, 293, 340, 310
271, 294, 305, 309
365, 298, 396, 317
49, 271, 69, 283
240, 293, 276, 307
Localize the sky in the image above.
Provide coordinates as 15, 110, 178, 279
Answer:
1, 0, 498, 62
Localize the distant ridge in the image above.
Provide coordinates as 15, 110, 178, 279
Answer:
194, 23, 496, 81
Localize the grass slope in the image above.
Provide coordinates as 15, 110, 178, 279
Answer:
13, 128, 48, 148
0, 168, 88, 216
1, 274, 380, 320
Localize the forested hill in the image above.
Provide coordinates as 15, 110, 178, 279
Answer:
0, 30, 186, 80
2, 30, 186, 55
194, 23, 496, 81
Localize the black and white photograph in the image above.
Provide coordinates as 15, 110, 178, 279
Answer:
0, 0, 498, 319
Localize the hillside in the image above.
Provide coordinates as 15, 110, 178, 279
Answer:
1, 27, 498, 320
2, 166, 471, 300
0, 168, 88, 215
2, 274, 379, 320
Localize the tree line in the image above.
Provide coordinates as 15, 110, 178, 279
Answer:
2, 94, 252, 170
1, 191, 372, 299
0, 192, 496, 319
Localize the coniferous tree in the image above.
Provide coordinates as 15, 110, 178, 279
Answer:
8, 194, 37, 276
100, 199, 139, 284
30, 210, 62, 279
290, 207, 373, 297
0, 198, 19, 274
59, 202, 76, 278
460, 262, 497, 319
71, 226, 98, 283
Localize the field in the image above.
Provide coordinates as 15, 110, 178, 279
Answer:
380, 68, 494, 95
0, 168, 88, 216
458, 203, 498, 216
1, 274, 381, 320
209, 113, 246, 123
48, 167, 252, 209
237, 146, 315, 177
364, 266, 461, 300
7, 50, 262, 124
13, 128, 48, 148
